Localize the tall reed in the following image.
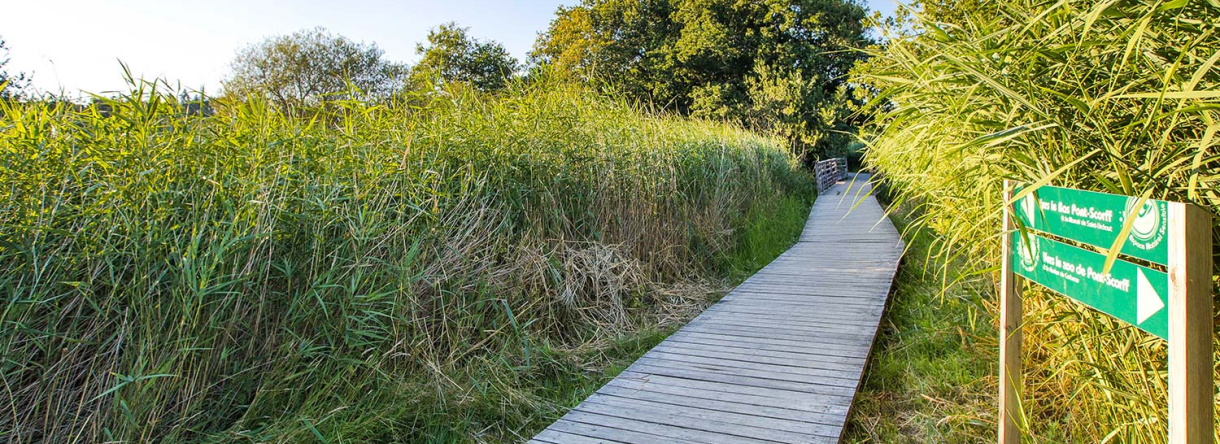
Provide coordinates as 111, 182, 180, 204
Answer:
0, 77, 812, 442
857, 1, 1219, 442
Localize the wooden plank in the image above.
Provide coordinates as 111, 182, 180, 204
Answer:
574, 398, 822, 444
729, 282, 894, 294
705, 300, 883, 316
734, 280, 894, 292
674, 317, 879, 341
698, 306, 882, 325
744, 276, 895, 284
750, 268, 897, 276
720, 292, 887, 308
702, 301, 884, 319
678, 323, 879, 345
715, 296, 884, 310
729, 283, 894, 297
719, 294, 887, 308
729, 292, 879, 307
629, 356, 860, 388
742, 268, 894, 278
685, 317, 881, 338
558, 410, 779, 444
657, 338, 866, 366
612, 372, 856, 409
532, 429, 624, 444
650, 342, 864, 372
634, 352, 862, 384
595, 383, 848, 427
663, 331, 871, 360
580, 393, 841, 440
676, 323, 876, 346
623, 362, 859, 397
530, 174, 903, 443
546, 420, 690, 444
727, 290, 892, 302
668, 323, 875, 357
714, 296, 884, 312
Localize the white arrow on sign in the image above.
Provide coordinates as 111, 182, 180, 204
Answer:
1136, 268, 1164, 324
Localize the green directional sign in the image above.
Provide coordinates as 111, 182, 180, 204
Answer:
1011, 231, 1170, 340
1013, 185, 1169, 265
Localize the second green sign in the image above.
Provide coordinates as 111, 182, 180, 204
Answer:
1011, 231, 1170, 340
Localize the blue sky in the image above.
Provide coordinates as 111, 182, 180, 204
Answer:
1, 0, 901, 96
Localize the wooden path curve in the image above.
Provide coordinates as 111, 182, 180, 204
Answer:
528, 173, 904, 444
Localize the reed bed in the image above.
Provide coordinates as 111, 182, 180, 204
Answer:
856, 1, 1219, 442
0, 78, 813, 443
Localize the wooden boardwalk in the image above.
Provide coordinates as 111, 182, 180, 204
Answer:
528, 173, 904, 444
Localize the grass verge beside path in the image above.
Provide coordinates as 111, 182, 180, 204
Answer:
843, 202, 998, 443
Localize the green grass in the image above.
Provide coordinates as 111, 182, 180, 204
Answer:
721, 194, 816, 279
0, 75, 815, 443
854, 1, 1220, 441
844, 202, 998, 443
845, 198, 1096, 443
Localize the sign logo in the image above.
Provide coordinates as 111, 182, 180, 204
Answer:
1123, 197, 1166, 252
1016, 234, 1040, 273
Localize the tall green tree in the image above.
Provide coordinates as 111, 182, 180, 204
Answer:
0, 37, 30, 99
223, 27, 408, 110
413, 23, 519, 92
533, 0, 873, 157
913, 0, 992, 26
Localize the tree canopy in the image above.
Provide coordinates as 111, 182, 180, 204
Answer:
223, 27, 407, 110
412, 23, 520, 92
0, 37, 30, 99
532, 0, 873, 157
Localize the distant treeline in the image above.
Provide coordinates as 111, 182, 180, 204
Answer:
2, 0, 877, 160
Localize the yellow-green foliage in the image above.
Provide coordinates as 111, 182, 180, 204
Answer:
858, 1, 1218, 442
0, 78, 811, 442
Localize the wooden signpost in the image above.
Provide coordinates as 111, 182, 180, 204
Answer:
1000, 181, 1214, 443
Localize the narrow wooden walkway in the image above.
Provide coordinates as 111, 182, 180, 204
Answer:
528, 173, 904, 444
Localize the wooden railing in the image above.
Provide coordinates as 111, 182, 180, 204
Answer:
815, 157, 848, 193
